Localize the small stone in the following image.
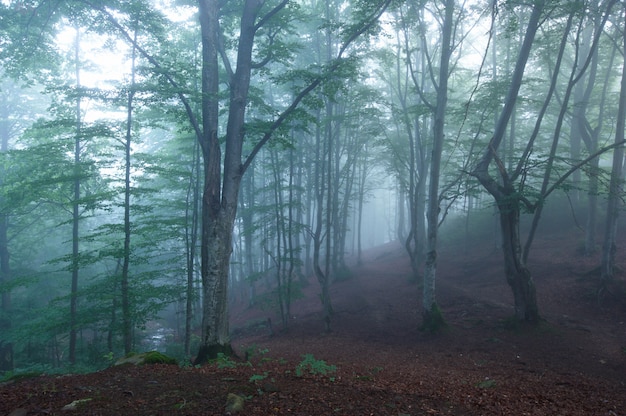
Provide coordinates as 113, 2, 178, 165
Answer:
62, 398, 93, 411
225, 393, 245, 414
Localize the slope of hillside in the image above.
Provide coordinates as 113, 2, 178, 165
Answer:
2, 229, 625, 415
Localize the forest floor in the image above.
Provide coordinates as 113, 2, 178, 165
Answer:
1, 225, 626, 415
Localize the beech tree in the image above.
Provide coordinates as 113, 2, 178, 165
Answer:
381, 0, 471, 329
471, 0, 619, 322
64, 0, 388, 360
421, 0, 454, 330
192, 0, 392, 359
5, 0, 624, 371
600, 3, 626, 284
2, 0, 390, 361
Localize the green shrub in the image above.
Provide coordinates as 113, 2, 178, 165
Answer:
295, 354, 336, 377
249, 372, 268, 383
212, 352, 237, 369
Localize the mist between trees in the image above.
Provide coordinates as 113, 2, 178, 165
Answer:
0, 0, 624, 372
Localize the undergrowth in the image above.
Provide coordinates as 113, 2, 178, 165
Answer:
295, 354, 337, 378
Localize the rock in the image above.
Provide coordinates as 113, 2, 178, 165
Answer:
62, 398, 92, 411
114, 351, 177, 366
224, 393, 245, 414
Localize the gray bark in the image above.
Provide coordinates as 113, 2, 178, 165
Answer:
422, 0, 454, 327
0, 76, 13, 372
70, 27, 82, 365
121, 28, 137, 355
600, 4, 626, 282
472, 1, 544, 323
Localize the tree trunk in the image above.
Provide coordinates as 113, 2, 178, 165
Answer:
313, 105, 333, 332
588, 42, 619, 253
121, 29, 137, 355
241, 167, 256, 307
422, 0, 453, 330
69, 26, 82, 365
196, 0, 261, 361
192, 0, 388, 359
0, 74, 13, 372
269, 148, 288, 327
396, 183, 406, 244
393, 10, 429, 281
472, 1, 543, 323
285, 148, 296, 323
184, 140, 201, 356
356, 153, 368, 265
570, 23, 593, 247
196, 209, 236, 362
0, 213, 12, 372
498, 197, 538, 322
600, 4, 626, 282
195, 0, 229, 362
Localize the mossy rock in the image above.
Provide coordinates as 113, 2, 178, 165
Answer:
225, 393, 245, 413
114, 351, 177, 366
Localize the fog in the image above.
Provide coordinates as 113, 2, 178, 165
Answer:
1, 0, 625, 373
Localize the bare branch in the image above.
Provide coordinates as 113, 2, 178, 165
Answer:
544, 140, 626, 200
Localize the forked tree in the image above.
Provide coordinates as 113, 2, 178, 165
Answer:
472, 0, 620, 322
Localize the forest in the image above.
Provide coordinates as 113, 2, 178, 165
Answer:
0, 0, 625, 387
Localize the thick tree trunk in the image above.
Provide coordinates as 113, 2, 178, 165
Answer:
472, 1, 543, 323
498, 199, 539, 322
570, 25, 592, 247
192, 0, 387, 358
195, 0, 228, 363
196, 0, 260, 362
195, 208, 235, 363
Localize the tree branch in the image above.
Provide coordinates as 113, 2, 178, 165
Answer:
80, 1, 204, 145
543, 140, 626, 200
241, 0, 392, 173
254, 0, 289, 31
